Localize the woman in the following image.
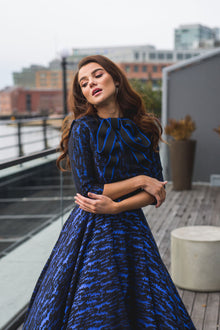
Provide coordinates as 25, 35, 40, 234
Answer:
23, 55, 195, 329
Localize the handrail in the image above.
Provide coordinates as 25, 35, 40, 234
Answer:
0, 147, 58, 170
0, 116, 64, 158
0, 115, 65, 125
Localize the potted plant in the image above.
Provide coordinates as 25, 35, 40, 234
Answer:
165, 115, 196, 190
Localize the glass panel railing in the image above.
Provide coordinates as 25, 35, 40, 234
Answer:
0, 121, 76, 329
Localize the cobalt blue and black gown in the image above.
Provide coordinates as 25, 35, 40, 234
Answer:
23, 115, 195, 329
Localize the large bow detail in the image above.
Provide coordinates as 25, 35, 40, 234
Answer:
96, 118, 152, 179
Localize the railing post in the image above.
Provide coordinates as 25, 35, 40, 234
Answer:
43, 118, 48, 149
17, 122, 24, 157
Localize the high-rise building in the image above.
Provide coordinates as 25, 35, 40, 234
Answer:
174, 24, 220, 50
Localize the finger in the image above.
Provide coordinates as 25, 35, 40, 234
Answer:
75, 199, 95, 212
75, 194, 96, 205
74, 197, 92, 209
88, 192, 102, 199
154, 194, 162, 208
79, 205, 95, 213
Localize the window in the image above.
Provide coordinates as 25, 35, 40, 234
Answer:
40, 79, 47, 86
134, 52, 139, 60
26, 94, 32, 112
177, 53, 183, 60
153, 66, 157, 72
142, 65, 147, 72
134, 65, 139, 72
149, 53, 156, 59
125, 65, 130, 73
166, 53, 173, 60
152, 80, 159, 88
158, 53, 164, 59
185, 53, 192, 59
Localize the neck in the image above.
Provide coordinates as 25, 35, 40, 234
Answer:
96, 101, 121, 119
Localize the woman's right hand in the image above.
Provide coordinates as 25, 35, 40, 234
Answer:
140, 176, 167, 208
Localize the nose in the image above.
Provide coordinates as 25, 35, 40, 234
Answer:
88, 77, 96, 88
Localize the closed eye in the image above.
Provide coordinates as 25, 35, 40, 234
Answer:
81, 82, 88, 88
95, 73, 103, 78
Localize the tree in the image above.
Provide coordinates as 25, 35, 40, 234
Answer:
130, 79, 162, 118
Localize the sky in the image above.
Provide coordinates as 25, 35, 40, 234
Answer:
0, 0, 220, 89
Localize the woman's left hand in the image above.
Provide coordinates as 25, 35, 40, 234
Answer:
74, 192, 119, 214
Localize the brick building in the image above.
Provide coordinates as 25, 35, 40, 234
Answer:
118, 62, 171, 88
0, 87, 63, 116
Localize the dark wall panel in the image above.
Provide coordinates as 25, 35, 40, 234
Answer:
167, 54, 220, 182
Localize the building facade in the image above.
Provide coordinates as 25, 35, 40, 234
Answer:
70, 45, 206, 64
0, 87, 63, 116
12, 45, 208, 90
174, 24, 220, 50
118, 62, 170, 88
13, 65, 46, 89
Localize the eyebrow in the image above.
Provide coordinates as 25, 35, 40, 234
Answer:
79, 68, 104, 83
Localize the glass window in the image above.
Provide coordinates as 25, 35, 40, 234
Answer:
177, 53, 183, 60
149, 53, 156, 59
153, 66, 157, 72
142, 65, 147, 72
185, 53, 192, 59
125, 65, 130, 73
134, 65, 139, 72
134, 52, 139, 60
152, 80, 158, 88
158, 53, 164, 59
166, 53, 173, 59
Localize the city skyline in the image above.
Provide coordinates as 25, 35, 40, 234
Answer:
1, 0, 220, 89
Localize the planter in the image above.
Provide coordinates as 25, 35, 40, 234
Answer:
169, 140, 196, 190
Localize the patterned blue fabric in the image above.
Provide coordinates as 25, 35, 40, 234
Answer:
23, 115, 195, 329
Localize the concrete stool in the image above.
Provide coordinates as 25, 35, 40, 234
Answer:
171, 226, 220, 292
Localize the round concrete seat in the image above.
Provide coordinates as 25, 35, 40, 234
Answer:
171, 226, 220, 291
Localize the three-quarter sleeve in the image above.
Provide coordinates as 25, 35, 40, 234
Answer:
149, 146, 164, 182
68, 121, 104, 197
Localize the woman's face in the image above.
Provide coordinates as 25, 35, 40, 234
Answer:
78, 62, 117, 106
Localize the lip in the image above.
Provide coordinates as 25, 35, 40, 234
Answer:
92, 88, 102, 96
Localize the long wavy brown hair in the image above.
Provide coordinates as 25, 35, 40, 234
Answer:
57, 55, 163, 171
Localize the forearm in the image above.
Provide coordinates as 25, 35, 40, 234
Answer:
103, 176, 143, 200
115, 191, 155, 213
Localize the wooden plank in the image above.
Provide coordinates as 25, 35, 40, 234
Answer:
203, 293, 220, 330
190, 292, 208, 330
181, 290, 196, 317
211, 188, 220, 226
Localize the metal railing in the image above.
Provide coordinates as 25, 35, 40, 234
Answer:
0, 116, 64, 159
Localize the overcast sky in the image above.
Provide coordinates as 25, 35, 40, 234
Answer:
0, 0, 220, 89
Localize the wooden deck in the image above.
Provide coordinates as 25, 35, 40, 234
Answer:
143, 184, 220, 330
15, 184, 220, 330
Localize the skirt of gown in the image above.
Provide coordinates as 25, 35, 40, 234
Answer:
23, 206, 196, 329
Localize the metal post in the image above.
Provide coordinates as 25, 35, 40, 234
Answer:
60, 170, 63, 226
43, 118, 48, 149
17, 121, 23, 157
61, 56, 68, 116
